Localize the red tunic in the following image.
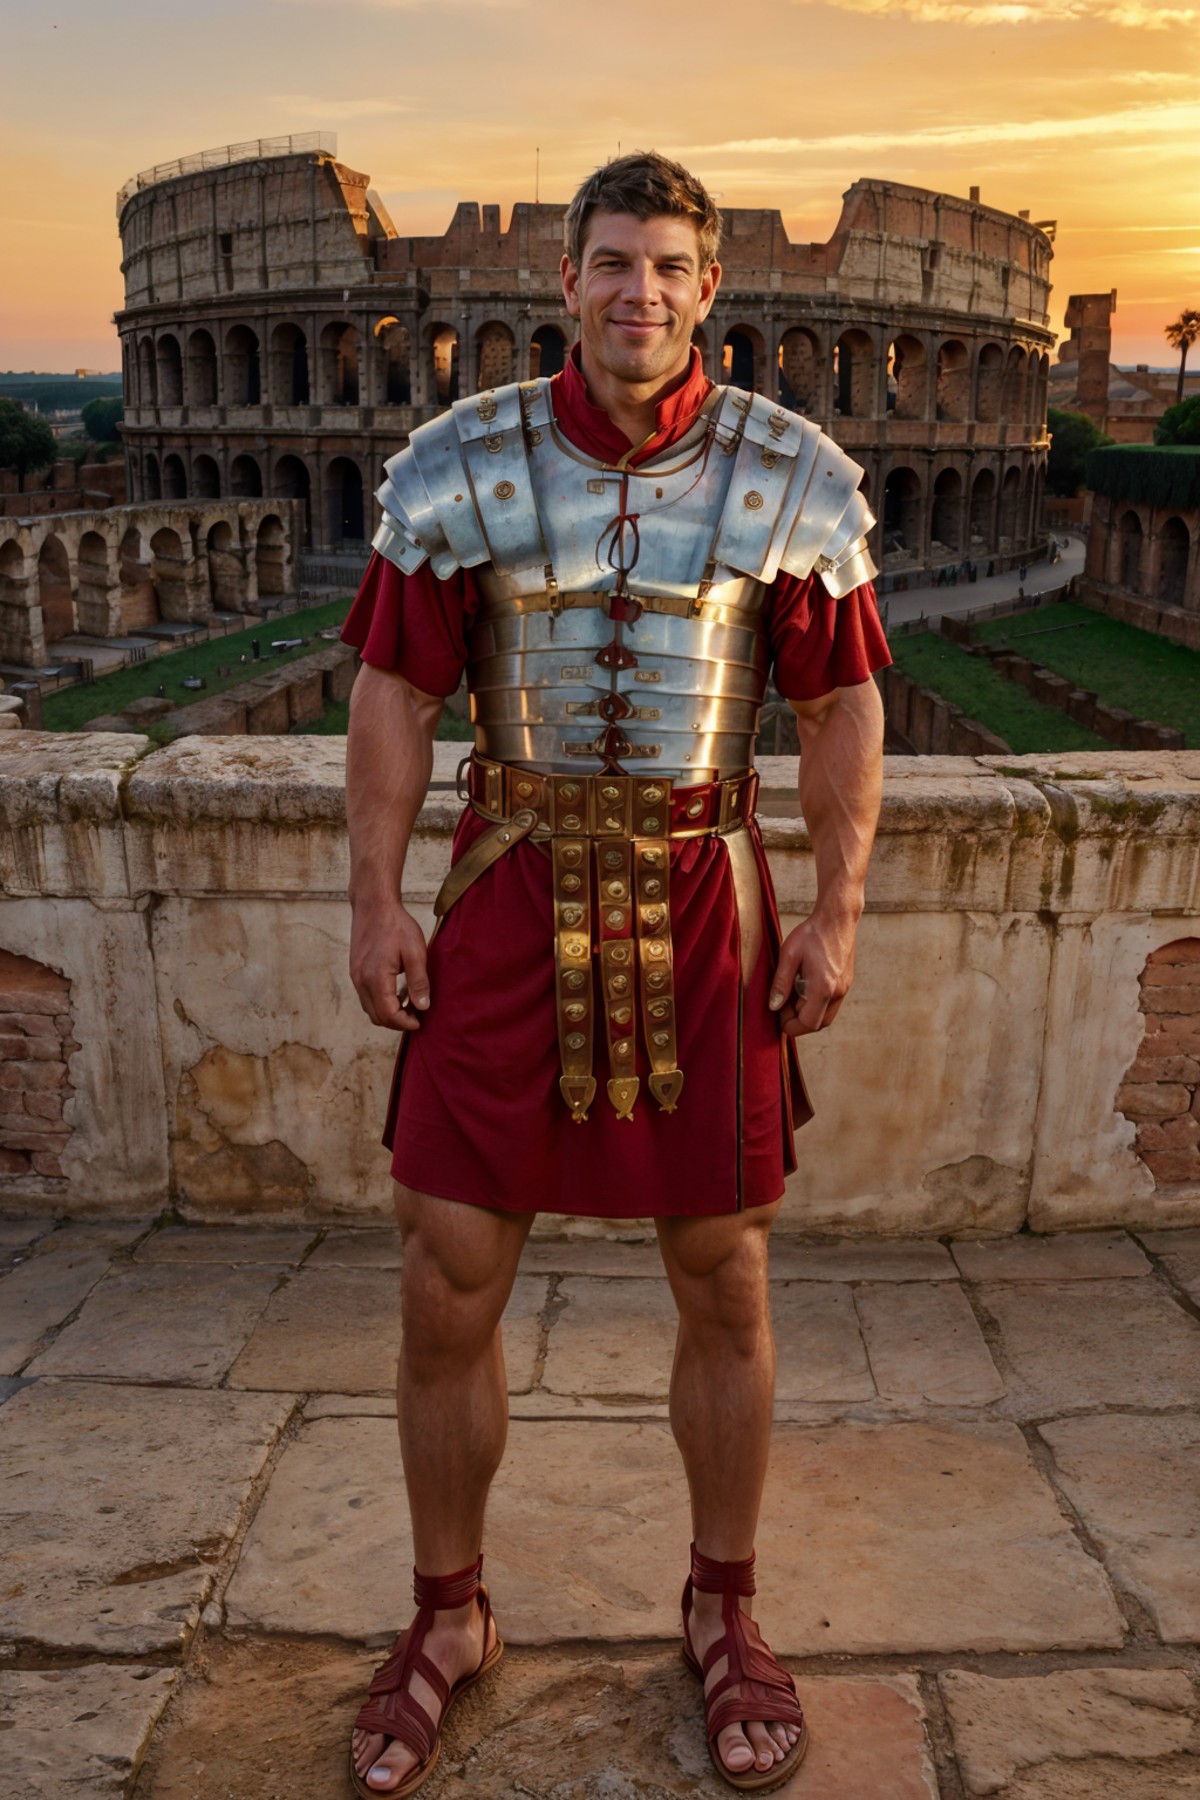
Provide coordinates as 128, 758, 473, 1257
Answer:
343, 349, 891, 1217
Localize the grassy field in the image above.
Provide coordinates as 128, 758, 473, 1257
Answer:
297, 696, 475, 740
889, 633, 1111, 754
42, 599, 353, 731
974, 601, 1200, 747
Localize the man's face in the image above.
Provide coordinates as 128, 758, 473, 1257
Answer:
561, 209, 720, 393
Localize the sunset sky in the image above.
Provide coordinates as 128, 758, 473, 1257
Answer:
2, 0, 1197, 373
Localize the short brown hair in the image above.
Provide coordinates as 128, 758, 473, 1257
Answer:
564, 152, 722, 272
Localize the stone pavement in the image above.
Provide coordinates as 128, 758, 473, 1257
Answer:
2, 1216, 1199, 1799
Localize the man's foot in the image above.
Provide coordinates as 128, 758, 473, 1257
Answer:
351, 1595, 496, 1794
685, 1587, 803, 1778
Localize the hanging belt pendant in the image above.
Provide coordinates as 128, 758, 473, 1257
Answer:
597, 836, 638, 1121
554, 829, 596, 1123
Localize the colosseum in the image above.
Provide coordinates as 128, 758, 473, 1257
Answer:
116, 133, 1055, 575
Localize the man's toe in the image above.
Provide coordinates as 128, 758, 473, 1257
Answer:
746, 1720, 782, 1767
366, 1743, 419, 1791
717, 1723, 756, 1771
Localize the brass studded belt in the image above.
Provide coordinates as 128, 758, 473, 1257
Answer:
431, 751, 759, 1124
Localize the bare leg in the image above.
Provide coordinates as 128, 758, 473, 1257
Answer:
352, 1183, 533, 1792
656, 1201, 800, 1779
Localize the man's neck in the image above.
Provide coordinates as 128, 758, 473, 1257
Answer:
577, 344, 694, 451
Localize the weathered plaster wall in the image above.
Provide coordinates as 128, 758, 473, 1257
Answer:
1, 735, 1197, 1234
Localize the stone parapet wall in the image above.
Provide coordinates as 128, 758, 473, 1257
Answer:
1, 734, 1198, 1235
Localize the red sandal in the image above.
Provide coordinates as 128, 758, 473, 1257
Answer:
681, 1544, 809, 1794
349, 1555, 504, 1798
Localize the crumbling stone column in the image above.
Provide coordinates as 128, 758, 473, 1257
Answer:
1116, 938, 1200, 1189
0, 949, 76, 1185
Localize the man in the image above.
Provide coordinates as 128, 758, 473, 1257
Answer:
342, 152, 887, 1796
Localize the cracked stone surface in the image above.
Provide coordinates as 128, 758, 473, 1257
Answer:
1140, 1228, 1200, 1305
305, 1226, 404, 1268
1039, 1412, 1200, 1644
0, 1219, 51, 1265
24, 1262, 283, 1385
952, 1231, 1151, 1282
1, 1663, 177, 1798
939, 1667, 1198, 1796
0, 1244, 114, 1373
855, 1281, 1005, 1404
0, 1379, 294, 1655
135, 1225, 316, 1265
767, 1238, 958, 1282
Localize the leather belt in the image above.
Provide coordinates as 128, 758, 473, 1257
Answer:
432, 751, 758, 1124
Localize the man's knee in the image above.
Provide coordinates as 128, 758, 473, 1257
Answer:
395, 1183, 526, 1368
662, 1207, 777, 1342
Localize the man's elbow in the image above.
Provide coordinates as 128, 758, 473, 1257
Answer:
788, 678, 883, 749
350, 663, 444, 737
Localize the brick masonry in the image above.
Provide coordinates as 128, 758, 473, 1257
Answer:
0, 949, 76, 1184
1116, 938, 1200, 1189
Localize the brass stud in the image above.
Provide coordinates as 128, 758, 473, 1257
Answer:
610, 945, 630, 965
649, 1000, 670, 1019
642, 815, 661, 834
609, 974, 629, 995
565, 1002, 586, 1022
517, 780, 534, 798
642, 878, 662, 898
644, 907, 663, 928
614, 1039, 632, 1059
567, 939, 587, 958
601, 784, 621, 802
744, 490, 764, 510
641, 848, 663, 866
562, 845, 583, 866
686, 799, 704, 818
560, 873, 581, 893
561, 813, 581, 831
484, 434, 503, 453
652, 1030, 670, 1048
566, 1031, 586, 1051
648, 942, 666, 959
613, 1005, 632, 1025
603, 850, 623, 870
604, 815, 622, 831
605, 880, 627, 900
559, 783, 581, 801
494, 480, 516, 499
648, 969, 667, 989
605, 909, 625, 930
565, 971, 586, 991
561, 904, 583, 927
641, 785, 664, 803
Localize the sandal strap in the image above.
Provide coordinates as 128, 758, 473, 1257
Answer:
352, 1554, 487, 1764
413, 1554, 483, 1610
689, 1543, 756, 1598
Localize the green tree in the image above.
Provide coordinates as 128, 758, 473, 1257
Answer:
81, 395, 124, 442
1155, 394, 1200, 446
1165, 309, 1200, 405
0, 397, 56, 489
1047, 407, 1113, 497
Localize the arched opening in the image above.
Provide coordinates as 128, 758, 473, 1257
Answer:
935, 340, 970, 423
156, 335, 183, 407
320, 321, 360, 405
530, 324, 567, 380
375, 317, 411, 405
1021, 465, 1035, 544
834, 329, 875, 418
143, 453, 162, 502
138, 336, 157, 408
269, 322, 310, 406
1003, 348, 1027, 425
225, 325, 261, 407
119, 526, 157, 633
886, 335, 927, 420
192, 454, 220, 499
476, 321, 515, 390
882, 467, 923, 562
976, 344, 1004, 425
162, 453, 187, 501
999, 466, 1022, 548
1160, 516, 1191, 607
1119, 511, 1144, 593
76, 530, 111, 634
187, 328, 218, 407
230, 454, 263, 499
970, 469, 996, 549
778, 329, 819, 414
1033, 353, 1050, 426
931, 468, 964, 554
206, 520, 246, 610
431, 325, 460, 404
150, 526, 188, 618
723, 326, 765, 393
274, 454, 312, 549
256, 514, 287, 596
0, 541, 28, 650
37, 535, 74, 643
325, 457, 365, 544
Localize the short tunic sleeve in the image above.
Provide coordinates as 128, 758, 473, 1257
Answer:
340, 552, 483, 698
766, 573, 891, 702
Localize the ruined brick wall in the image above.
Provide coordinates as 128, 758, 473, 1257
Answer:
1118, 939, 1200, 1190
0, 950, 75, 1186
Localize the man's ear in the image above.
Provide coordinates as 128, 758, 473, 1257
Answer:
695, 259, 722, 325
561, 254, 581, 319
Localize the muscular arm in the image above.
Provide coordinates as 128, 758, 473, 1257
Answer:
768, 678, 884, 1037
345, 662, 444, 1031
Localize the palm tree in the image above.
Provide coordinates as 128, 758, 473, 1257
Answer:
1164, 309, 1200, 404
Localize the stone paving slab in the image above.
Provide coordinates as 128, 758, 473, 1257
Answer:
952, 1231, 1151, 1282
1140, 1229, 1200, 1305
25, 1263, 283, 1385
135, 1225, 316, 1265
0, 1244, 114, 1374
939, 1666, 1198, 1796
978, 1278, 1200, 1415
768, 1238, 957, 1282
1, 1663, 177, 1799
1039, 1412, 1200, 1645
1, 1379, 295, 1656
855, 1281, 1005, 1404
225, 1415, 1122, 1656
0, 1219, 50, 1265
520, 1237, 668, 1277
227, 1269, 546, 1396
306, 1227, 403, 1268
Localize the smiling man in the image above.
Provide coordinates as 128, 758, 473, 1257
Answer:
342, 152, 888, 1796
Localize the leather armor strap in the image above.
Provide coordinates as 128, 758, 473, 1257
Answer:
554, 831, 597, 1123
597, 836, 637, 1120
690, 1544, 757, 1598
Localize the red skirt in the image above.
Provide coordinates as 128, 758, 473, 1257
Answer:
383, 807, 811, 1217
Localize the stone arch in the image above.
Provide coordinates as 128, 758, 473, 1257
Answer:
38, 534, 74, 643
887, 335, 927, 420
156, 334, 183, 407
143, 453, 162, 502
970, 468, 996, 549
375, 317, 411, 405
76, 530, 112, 635
326, 457, 365, 544
1020, 464, 1035, 543
931, 467, 964, 554
118, 525, 156, 633
1117, 938, 1200, 1190
269, 322, 310, 406
274, 455, 312, 548
205, 520, 246, 611
225, 324, 261, 407
779, 329, 819, 414
429, 324, 460, 404
1033, 352, 1051, 425
530, 324, 567, 380
476, 321, 515, 390
138, 335, 157, 408
230, 454, 263, 499
724, 325, 766, 393
192, 453, 220, 499
149, 526, 188, 617
187, 328, 218, 407
834, 329, 875, 418
976, 344, 1004, 425
935, 339, 970, 423
320, 321, 360, 405
882, 466, 923, 562
0, 539, 32, 661
256, 514, 287, 597
1003, 347, 1027, 425
162, 453, 187, 501
1160, 515, 1191, 607
1118, 509, 1144, 592
999, 466, 1022, 548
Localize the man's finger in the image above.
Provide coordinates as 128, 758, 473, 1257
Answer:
768, 938, 805, 1012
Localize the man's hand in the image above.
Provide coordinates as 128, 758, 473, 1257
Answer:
769, 906, 860, 1037
349, 898, 431, 1032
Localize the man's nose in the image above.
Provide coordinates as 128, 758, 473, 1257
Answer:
621, 259, 660, 305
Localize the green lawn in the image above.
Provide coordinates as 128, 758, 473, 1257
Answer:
973, 601, 1200, 747
890, 633, 1111, 754
295, 697, 475, 740
42, 599, 354, 731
